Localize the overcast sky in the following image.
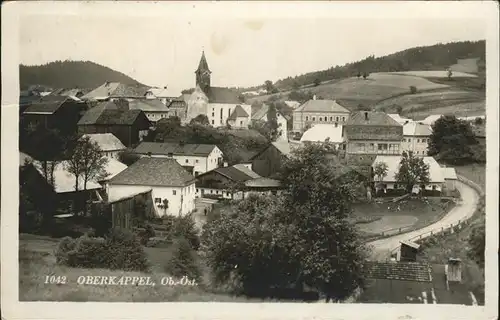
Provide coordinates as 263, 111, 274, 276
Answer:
19, 3, 487, 93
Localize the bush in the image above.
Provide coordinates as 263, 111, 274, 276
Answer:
66, 236, 109, 269
164, 237, 201, 281
409, 86, 417, 94
54, 236, 77, 265
173, 215, 200, 251
105, 228, 150, 272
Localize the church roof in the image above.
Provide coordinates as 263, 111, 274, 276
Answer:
206, 87, 242, 104
196, 51, 211, 73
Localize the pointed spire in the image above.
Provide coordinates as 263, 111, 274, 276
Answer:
196, 50, 211, 73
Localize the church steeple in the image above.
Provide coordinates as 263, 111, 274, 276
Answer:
195, 50, 211, 93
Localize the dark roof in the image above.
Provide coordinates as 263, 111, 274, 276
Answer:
345, 111, 403, 141
199, 165, 258, 183
206, 87, 241, 104
196, 51, 211, 73
77, 100, 118, 125
78, 101, 145, 126
82, 82, 150, 100
134, 142, 217, 156
108, 157, 195, 187
23, 96, 70, 114
363, 262, 432, 282
228, 105, 249, 120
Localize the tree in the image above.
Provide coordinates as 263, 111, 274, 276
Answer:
409, 85, 417, 94
447, 68, 453, 80
428, 115, 478, 164
165, 237, 201, 281
292, 81, 301, 90
313, 78, 321, 87
266, 103, 280, 141
362, 72, 368, 79
395, 151, 430, 193
202, 143, 368, 301
264, 80, 275, 94
356, 72, 361, 78
467, 218, 485, 269
373, 161, 388, 188
474, 117, 484, 125
190, 114, 210, 126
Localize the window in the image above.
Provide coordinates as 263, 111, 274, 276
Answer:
216, 190, 219, 194
212, 112, 215, 117
394, 184, 398, 189
211, 120, 214, 125
173, 190, 177, 195
432, 185, 437, 191
378, 143, 388, 152
312, 117, 316, 121
417, 139, 420, 143
369, 143, 375, 152
342, 117, 345, 121
356, 143, 366, 152
319, 117, 323, 121
220, 109, 223, 120
336, 116, 339, 122
195, 159, 199, 164
402, 138, 406, 142
240, 121, 243, 125
196, 189, 199, 193
330, 117, 333, 121
305, 116, 309, 121
154, 198, 161, 204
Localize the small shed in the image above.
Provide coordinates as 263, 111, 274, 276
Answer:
442, 167, 458, 191
107, 189, 157, 230
399, 240, 420, 262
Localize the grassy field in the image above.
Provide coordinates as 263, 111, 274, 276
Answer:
18, 234, 267, 302
352, 198, 454, 236
383, 71, 477, 78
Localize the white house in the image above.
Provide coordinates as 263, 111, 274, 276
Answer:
81, 133, 126, 160
442, 167, 458, 191
292, 97, 350, 132
401, 122, 432, 156
184, 51, 251, 128
133, 142, 224, 176
388, 114, 413, 125
128, 98, 172, 123
300, 123, 344, 148
251, 104, 288, 141
372, 155, 445, 193
145, 87, 181, 105
106, 157, 196, 217
421, 114, 444, 126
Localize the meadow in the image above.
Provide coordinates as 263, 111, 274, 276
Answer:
383, 71, 477, 78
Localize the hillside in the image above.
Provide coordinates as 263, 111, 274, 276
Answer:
20, 60, 145, 90
246, 40, 485, 93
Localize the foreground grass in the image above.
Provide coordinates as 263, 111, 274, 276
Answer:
18, 235, 266, 302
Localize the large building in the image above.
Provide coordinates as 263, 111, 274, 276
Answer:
184, 52, 251, 128
292, 97, 350, 132
344, 111, 403, 162
402, 121, 432, 156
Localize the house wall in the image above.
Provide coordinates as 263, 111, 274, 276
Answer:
251, 145, 286, 178
293, 111, 350, 132
195, 187, 241, 200
445, 179, 456, 191
106, 183, 196, 217
228, 115, 250, 129
346, 140, 402, 156
378, 182, 443, 192
208, 103, 252, 127
186, 89, 209, 122
256, 112, 289, 142
402, 136, 430, 156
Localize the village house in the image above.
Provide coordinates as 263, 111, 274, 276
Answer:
402, 121, 432, 156
250, 141, 292, 178
106, 157, 196, 217
145, 86, 181, 105
388, 113, 413, 125
133, 142, 224, 176
442, 167, 458, 191
292, 97, 350, 132
251, 104, 289, 141
128, 98, 187, 124
372, 155, 445, 193
81, 133, 126, 160
81, 82, 150, 101
300, 123, 344, 148
184, 51, 251, 128
195, 163, 282, 200
77, 100, 151, 147
21, 95, 88, 136
344, 111, 403, 162
421, 114, 444, 126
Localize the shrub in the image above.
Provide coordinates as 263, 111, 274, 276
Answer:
164, 237, 201, 281
105, 228, 150, 272
173, 215, 201, 251
409, 86, 417, 94
66, 236, 109, 269
54, 236, 77, 265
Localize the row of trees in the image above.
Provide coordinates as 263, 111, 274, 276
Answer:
201, 143, 369, 301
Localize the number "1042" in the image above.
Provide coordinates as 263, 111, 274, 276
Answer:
44, 275, 67, 284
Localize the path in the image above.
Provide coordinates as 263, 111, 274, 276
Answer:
367, 181, 479, 261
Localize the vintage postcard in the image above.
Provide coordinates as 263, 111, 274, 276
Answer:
1, 1, 498, 319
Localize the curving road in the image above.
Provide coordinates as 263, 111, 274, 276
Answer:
367, 181, 480, 261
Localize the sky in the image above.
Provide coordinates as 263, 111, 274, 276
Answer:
19, 4, 487, 93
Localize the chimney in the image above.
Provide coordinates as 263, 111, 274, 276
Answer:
364, 112, 369, 121
313, 95, 317, 100
446, 258, 462, 283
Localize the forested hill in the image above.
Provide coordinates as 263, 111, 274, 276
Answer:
260, 40, 486, 92
20, 60, 145, 90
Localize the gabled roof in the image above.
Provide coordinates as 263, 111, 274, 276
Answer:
133, 142, 218, 157
146, 87, 181, 98
81, 133, 126, 152
23, 96, 70, 115
300, 124, 344, 143
129, 99, 167, 112
207, 165, 261, 183
345, 111, 403, 141
403, 122, 432, 136
372, 155, 445, 183
442, 167, 458, 180
271, 141, 291, 156
166, 99, 187, 110
421, 114, 444, 126
228, 105, 249, 120
232, 164, 261, 179
78, 101, 146, 126
82, 82, 150, 100
206, 87, 242, 104
363, 261, 432, 282
388, 114, 413, 125
32, 157, 127, 193
108, 157, 195, 187
294, 99, 350, 113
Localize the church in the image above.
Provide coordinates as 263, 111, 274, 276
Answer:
184, 51, 252, 129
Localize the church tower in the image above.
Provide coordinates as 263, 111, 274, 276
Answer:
195, 51, 211, 94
